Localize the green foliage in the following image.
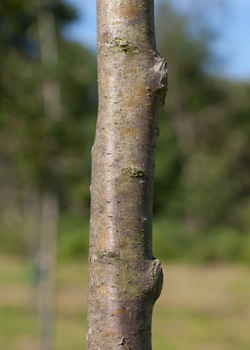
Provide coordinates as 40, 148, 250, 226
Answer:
0, 220, 26, 255
153, 219, 250, 263
1, 0, 250, 263
152, 2, 250, 254
0, 0, 97, 213
58, 215, 89, 259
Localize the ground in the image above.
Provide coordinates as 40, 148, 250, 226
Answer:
0, 255, 250, 350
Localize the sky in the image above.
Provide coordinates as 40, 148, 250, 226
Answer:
63, 0, 250, 81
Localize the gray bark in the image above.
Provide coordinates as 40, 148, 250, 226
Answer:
87, 1, 167, 349
37, 7, 60, 350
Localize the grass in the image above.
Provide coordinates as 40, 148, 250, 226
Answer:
1, 255, 250, 349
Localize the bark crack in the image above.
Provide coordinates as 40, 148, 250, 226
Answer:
95, 250, 120, 260
118, 337, 130, 349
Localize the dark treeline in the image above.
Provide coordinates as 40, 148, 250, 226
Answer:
1, 0, 250, 262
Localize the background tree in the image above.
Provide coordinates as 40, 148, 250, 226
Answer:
0, 0, 97, 256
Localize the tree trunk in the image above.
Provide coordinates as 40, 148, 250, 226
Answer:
87, 1, 167, 349
37, 6, 61, 350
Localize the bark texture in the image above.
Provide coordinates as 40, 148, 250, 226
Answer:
87, 1, 167, 349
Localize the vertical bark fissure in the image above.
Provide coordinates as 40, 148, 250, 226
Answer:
87, 1, 167, 349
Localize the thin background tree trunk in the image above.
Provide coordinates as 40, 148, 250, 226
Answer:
37, 6, 61, 350
87, 0, 167, 349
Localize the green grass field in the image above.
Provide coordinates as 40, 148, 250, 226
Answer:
1, 255, 250, 350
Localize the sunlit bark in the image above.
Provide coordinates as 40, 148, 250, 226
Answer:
87, 1, 167, 349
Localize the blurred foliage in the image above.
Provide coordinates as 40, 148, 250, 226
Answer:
153, 2, 250, 262
0, 0, 250, 263
0, 0, 97, 207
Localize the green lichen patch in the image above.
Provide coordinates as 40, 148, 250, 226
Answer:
96, 250, 120, 260
122, 167, 144, 178
106, 38, 140, 54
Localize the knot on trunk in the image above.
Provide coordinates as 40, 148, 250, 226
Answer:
151, 54, 168, 105
143, 259, 163, 303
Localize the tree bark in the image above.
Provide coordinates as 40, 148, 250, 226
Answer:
87, 1, 167, 349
